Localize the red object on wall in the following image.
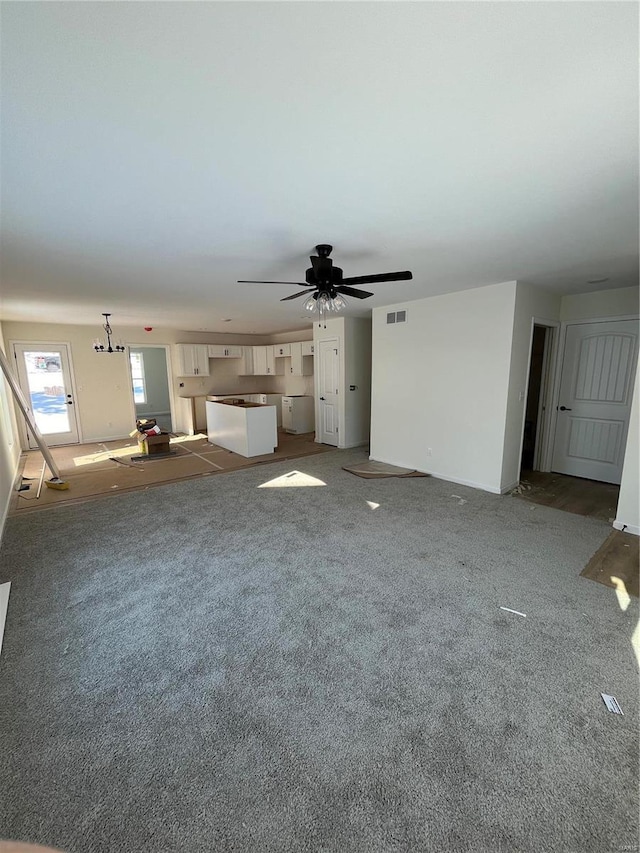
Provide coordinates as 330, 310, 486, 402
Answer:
144, 327, 153, 332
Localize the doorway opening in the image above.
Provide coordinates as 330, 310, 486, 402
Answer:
520, 324, 553, 474
128, 346, 173, 432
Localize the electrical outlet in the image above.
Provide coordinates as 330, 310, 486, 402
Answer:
427, 447, 432, 457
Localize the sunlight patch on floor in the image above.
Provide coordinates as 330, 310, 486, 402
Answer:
168, 433, 208, 444
366, 500, 380, 510
258, 470, 326, 488
73, 445, 136, 466
610, 576, 631, 612
631, 619, 640, 668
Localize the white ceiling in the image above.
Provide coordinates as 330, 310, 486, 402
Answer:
1, 2, 637, 335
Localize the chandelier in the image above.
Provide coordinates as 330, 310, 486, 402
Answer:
93, 313, 125, 353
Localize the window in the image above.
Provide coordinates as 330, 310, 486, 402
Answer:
130, 352, 146, 404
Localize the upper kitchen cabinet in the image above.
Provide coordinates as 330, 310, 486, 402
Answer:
208, 345, 243, 359
252, 345, 284, 376
176, 344, 210, 377
274, 344, 291, 357
301, 341, 314, 356
238, 346, 254, 375
288, 342, 313, 376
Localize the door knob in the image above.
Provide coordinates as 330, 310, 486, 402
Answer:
559, 405, 572, 411
320, 396, 325, 401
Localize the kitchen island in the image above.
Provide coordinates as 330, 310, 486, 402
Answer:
206, 400, 277, 457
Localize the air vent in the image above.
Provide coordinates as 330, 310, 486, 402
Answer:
386, 312, 396, 324
386, 311, 406, 324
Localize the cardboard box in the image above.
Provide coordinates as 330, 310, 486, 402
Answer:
137, 432, 170, 455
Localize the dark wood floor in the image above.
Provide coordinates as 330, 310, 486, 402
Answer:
514, 470, 620, 523
581, 530, 639, 598
513, 470, 638, 598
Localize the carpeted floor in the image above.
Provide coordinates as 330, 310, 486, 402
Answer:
0, 449, 637, 853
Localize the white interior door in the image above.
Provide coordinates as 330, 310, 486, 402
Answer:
13, 343, 80, 447
318, 339, 340, 446
551, 320, 638, 483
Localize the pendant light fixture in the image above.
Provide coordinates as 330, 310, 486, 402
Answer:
93, 313, 125, 353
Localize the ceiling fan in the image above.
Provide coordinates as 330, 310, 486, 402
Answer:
238, 244, 412, 309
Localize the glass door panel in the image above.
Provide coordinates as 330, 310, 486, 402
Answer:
13, 343, 79, 446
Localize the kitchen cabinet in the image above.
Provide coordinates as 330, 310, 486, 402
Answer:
301, 341, 314, 356
288, 342, 314, 376
239, 346, 254, 375
252, 345, 284, 376
176, 344, 210, 377
257, 394, 283, 427
179, 395, 208, 434
206, 401, 277, 457
207, 345, 242, 358
274, 343, 291, 357
282, 396, 315, 434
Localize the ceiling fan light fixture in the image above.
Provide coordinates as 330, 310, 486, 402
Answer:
303, 295, 317, 312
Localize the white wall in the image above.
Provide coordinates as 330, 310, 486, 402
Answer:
370, 281, 518, 493
344, 317, 372, 448
560, 285, 639, 321
500, 283, 561, 490
0, 322, 314, 443
615, 361, 640, 535
0, 324, 22, 539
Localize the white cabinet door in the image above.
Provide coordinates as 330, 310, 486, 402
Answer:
176, 344, 210, 376
301, 341, 314, 356
289, 342, 314, 376
239, 347, 254, 375
274, 343, 291, 357
253, 346, 284, 375
253, 346, 268, 375
208, 345, 243, 358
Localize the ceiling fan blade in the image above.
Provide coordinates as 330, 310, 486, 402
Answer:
280, 288, 317, 302
237, 280, 308, 285
340, 271, 413, 285
336, 285, 373, 299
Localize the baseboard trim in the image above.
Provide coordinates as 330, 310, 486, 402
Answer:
0, 460, 22, 546
0, 582, 10, 658
613, 520, 640, 536
368, 456, 501, 494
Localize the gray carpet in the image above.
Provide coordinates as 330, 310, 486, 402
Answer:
0, 448, 637, 853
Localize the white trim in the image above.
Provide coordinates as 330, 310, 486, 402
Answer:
563, 314, 639, 326
368, 457, 502, 493
127, 344, 176, 433
613, 520, 640, 536
0, 465, 21, 546
0, 582, 11, 658
8, 339, 83, 449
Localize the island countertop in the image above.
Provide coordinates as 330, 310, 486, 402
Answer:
206, 400, 277, 457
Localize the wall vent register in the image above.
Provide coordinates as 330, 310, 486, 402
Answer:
386, 310, 407, 324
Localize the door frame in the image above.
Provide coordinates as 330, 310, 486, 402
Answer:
9, 340, 82, 449
125, 344, 176, 433
544, 313, 640, 474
